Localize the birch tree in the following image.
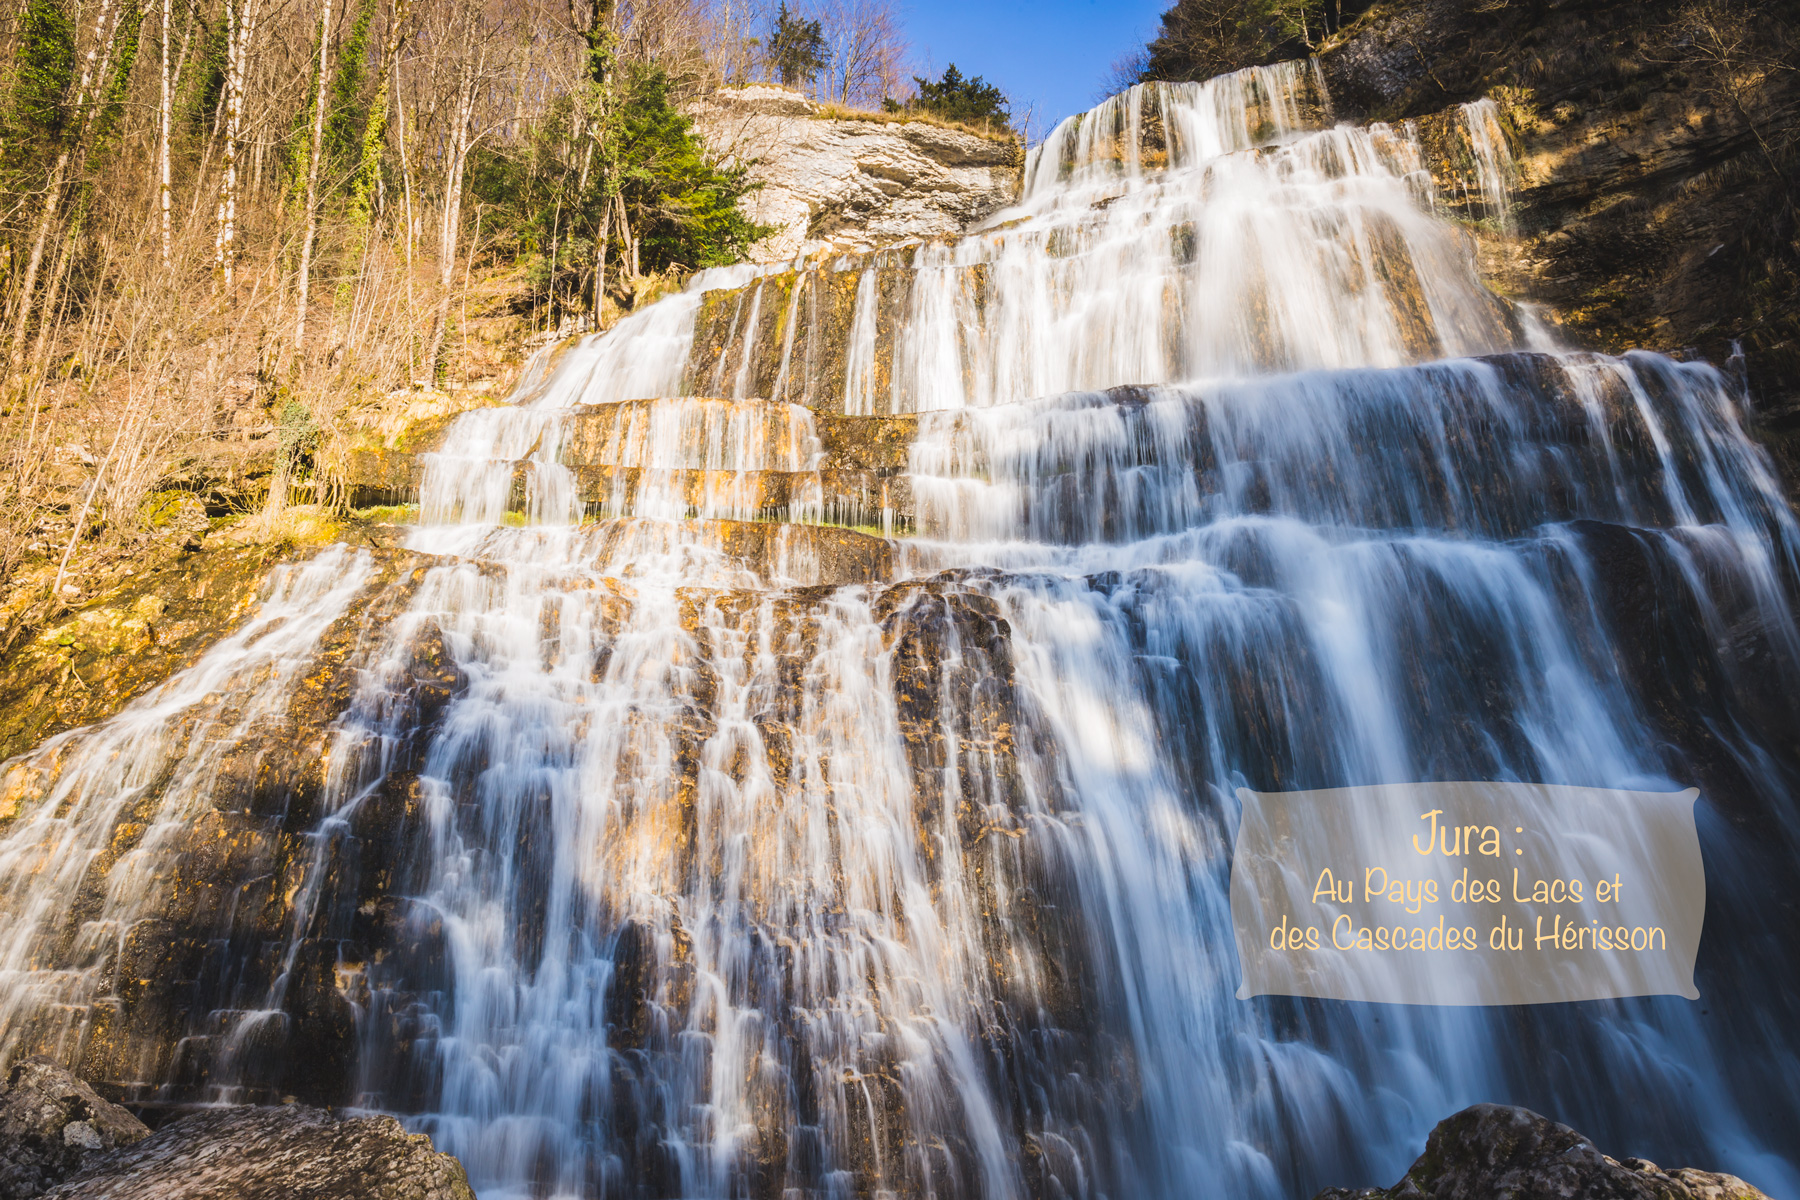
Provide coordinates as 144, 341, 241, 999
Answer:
214, 0, 262, 287
425, 9, 490, 376
292, 0, 335, 349
159, 0, 174, 267
9, 0, 126, 357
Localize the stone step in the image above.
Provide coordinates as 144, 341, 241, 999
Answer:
561, 396, 819, 472
565, 465, 912, 533
449, 518, 895, 587
346, 400, 922, 535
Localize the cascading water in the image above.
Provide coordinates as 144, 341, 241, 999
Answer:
1, 61, 1798, 1200
0, 550, 375, 1086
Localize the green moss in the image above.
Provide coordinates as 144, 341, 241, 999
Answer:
352, 504, 420, 524
140, 491, 190, 528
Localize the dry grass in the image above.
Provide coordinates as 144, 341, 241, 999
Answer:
810, 100, 1021, 146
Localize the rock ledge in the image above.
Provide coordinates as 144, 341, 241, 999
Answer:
42, 1103, 474, 1200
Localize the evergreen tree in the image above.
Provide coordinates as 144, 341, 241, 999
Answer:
1140, 0, 1365, 83
888, 64, 1010, 131
9, 0, 76, 146
613, 63, 771, 272
768, 3, 827, 87
469, 61, 770, 309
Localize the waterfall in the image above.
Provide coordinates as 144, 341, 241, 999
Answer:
1459, 98, 1517, 230
842, 269, 880, 416
697, 72, 1526, 411
2, 61, 1798, 1200
0, 549, 374, 1090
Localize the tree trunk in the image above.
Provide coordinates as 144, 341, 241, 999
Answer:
30, 224, 80, 368
395, 55, 417, 379
9, 0, 119, 358
621, 191, 638, 281
159, 0, 173, 267
587, 0, 618, 324
334, 0, 411, 346
293, 0, 334, 351
9, 152, 71, 359
427, 64, 477, 380
214, 0, 255, 287
592, 192, 610, 325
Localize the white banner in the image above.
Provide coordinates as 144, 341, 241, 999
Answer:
1230, 782, 1704, 1006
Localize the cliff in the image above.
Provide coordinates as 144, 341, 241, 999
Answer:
687, 85, 1022, 262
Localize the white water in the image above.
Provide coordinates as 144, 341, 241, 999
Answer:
0, 548, 374, 1078
792, 64, 1536, 417
1459, 98, 1517, 229
1, 61, 1797, 1200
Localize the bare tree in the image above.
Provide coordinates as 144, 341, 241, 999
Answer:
9, 0, 127, 357
1096, 46, 1150, 102
214, 0, 264, 287
292, 0, 336, 350
160, 0, 175, 267
423, 0, 513, 374
0, 0, 804, 604
818, 0, 906, 107
1665, 0, 1797, 205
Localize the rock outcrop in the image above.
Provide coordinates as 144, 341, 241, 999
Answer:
688, 85, 1020, 261
0, 1058, 149, 1199
40, 1104, 474, 1200
1314, 1104, 1772, 1200
1316, 0, 1800, 481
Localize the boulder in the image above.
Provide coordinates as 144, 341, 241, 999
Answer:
0, 1057, 149, 1199
1314, 1104, 1771, 1200
42, 1104, 474, 1200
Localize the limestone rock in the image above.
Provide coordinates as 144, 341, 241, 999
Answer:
688, 84, 1020, 262
0, 1057, 149, 1199
1314, 1104, 1772, 1200
41, 1104, 474, 1200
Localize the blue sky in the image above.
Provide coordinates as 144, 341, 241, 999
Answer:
899, 0, 1171, 140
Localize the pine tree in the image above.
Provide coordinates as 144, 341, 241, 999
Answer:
10, 0, 77, 147
767, 2, 827, 88
891, 64, 1010, 131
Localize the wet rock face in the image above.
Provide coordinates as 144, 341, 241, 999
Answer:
0, 1057, 149, 1199
1314, 1104, 1771, 1200
0, 543, 296, 764
0, 548, 455, 1110
686, 261, 900, 412
687, 85, 1020, 262
41, 1104, 474, 1200
339, 389, 512, 508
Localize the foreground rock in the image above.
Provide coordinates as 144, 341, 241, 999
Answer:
0, 1058, 149, 1198
42, 1104, 473, 1200
1315, 1104, 1771, 1200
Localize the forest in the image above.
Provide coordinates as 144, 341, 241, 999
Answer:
0, 0, 940, 633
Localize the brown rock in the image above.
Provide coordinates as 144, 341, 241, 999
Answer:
1313, 1104, 1772, 1200
0, 1057, 149, 1199
43, 1105, 474, 1200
